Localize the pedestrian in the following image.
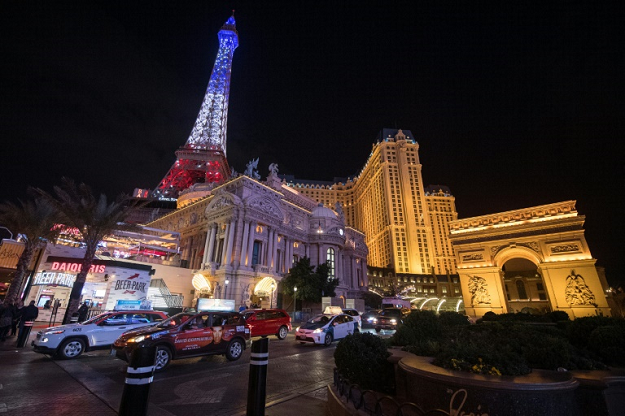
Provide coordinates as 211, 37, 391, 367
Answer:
19, 300, 39, 331
238, 304, 246, 313
10, 299, 24, 337
43, 300, 51, 309
77, 302, 89, 322
0, 299, 15, 341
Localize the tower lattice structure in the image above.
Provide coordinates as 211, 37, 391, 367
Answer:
155, 14, 238, 198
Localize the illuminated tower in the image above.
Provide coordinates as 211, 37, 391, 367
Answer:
283, 128, 459, 275
155, 13, 238, 198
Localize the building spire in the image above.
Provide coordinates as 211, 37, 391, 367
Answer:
154, 14, 239, 199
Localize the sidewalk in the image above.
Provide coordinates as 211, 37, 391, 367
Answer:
0, 328, 328, 416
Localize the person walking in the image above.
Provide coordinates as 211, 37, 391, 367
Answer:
77, 302, 89, 323
0, 299, 15, 341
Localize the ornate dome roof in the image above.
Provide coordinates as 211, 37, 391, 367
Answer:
311, 203, 337, 219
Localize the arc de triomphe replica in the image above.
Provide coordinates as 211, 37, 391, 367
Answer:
449, 201, 611, 319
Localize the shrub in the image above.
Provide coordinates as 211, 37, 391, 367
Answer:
438, 311, 471, 328
391, 310, 441, 347
334, 332, 395, 394
565, 316, 621, 348
588, 326, 625, 366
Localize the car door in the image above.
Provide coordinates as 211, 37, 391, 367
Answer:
248, 311, 266, 336
209, 312, 231, 353
331, 315, 348, 340
94, 313, 132, 345
174, 313, 213, 357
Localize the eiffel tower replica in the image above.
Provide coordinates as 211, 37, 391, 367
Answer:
154, 13, 238, 200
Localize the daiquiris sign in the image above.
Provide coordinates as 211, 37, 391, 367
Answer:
33, 271, 76, 288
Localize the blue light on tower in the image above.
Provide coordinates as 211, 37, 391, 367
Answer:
186, 13, 239, 155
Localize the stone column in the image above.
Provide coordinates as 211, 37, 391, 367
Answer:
225, 219, 236, 268
267, 228, 274, 268
247, 221, 256, 268
203, 223, 217, 266
272, 232, 279, 272
305, 244, 310, 259
240, 220, 250, 268
221, 223, 230, 265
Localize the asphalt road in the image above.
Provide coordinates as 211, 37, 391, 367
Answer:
1, 329, 391, 416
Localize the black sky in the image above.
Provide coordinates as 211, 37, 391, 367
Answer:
0, 1, 623, 284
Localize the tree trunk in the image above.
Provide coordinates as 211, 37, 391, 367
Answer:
62, 245, 98, 324
6, 243, 35, 302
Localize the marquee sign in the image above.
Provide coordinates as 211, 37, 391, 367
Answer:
50, 261, 106, 274
33, 272, 76, 288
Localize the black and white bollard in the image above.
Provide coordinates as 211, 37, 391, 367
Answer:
119, 345, 157, 416
16, 321, 34, 348
247, 337, 269, 416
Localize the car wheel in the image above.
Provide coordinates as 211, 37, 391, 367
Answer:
58, 338, 85, 359
375, 327, 381, 333
226, 339, 244, 361
154, 345, 172, 371
277, 325, 289, 340
323, 333, 333, 346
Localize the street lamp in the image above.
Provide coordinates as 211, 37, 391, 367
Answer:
270, 282, 275, 309
224, 279, 229, 299
293, 286, 297, 318
0, 226, 13, 240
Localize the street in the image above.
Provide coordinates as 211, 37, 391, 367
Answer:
0, 330, 379, 415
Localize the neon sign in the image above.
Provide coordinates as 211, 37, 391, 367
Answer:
51, 262, 106, 274
33, 272, 76, 288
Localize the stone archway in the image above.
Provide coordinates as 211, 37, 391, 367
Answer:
449, 201, 611, 319
253, 276, 278, 308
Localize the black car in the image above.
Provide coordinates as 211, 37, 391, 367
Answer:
374, 308, 410, 332
113, 311, 251, 371
361, 309, 381, 328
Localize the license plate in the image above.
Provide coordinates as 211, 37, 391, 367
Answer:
298, 335, 306, 339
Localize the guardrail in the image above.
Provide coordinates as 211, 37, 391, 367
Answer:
333, 368, 444, 416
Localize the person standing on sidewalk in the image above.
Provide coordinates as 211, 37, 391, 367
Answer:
77, 302, 89, 323
10, 299, 23, 337
17, 300, 39, 338
0, 299, 15, 341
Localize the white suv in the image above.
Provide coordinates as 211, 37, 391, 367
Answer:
32, 310, 168, 359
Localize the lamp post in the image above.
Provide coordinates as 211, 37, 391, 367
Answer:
270, 282, 275, 309
0, 226, 14, 240
224, 279, 230, 299
293, 286, 297, 319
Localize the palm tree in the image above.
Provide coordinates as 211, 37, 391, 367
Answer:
33, 178, 143, 324
0, 197, 61, 302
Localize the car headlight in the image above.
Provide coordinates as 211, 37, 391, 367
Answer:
313, 328, 324, 333
127, 335, 146, 343
371, 318, 377, 323
44, 330, 65, 335
295, 326, 300, 332
390, 319, 397, 324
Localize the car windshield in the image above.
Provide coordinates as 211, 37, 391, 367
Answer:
82, 313, 113, 325
379, 309, 402, 317
156, 313, 195, 328
308, 315, 332, 324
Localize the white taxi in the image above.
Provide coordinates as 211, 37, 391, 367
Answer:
295, 313, 357, 346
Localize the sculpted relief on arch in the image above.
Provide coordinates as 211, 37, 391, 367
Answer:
468, 275, 492, 306
247, 197, 283, 220
565, 270, 597, 307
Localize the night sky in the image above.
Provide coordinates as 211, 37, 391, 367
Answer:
1, 2, 622, 285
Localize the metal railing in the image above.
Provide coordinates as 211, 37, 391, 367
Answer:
333, 368, 447, 416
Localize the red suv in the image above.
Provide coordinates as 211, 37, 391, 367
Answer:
113, 311, 251, 371
241, 309, 292, 339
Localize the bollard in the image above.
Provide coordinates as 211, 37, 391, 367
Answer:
119, 345, 157, 416
247, 337, 269, 416
16, 321, 34, 348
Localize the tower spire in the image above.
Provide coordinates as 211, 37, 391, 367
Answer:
154, 14, 239, 199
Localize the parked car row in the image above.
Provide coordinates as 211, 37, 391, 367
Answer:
31, 306, 392, 371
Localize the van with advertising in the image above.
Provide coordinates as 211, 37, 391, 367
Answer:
381, 297, 411, 310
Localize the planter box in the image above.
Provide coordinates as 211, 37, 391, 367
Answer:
397, 355, 580, 416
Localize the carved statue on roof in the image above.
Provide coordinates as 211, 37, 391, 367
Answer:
244, 158, 260, 180
335, 202, 345, 223
268, 163, 279, 177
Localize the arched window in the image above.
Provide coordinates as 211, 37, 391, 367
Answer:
516, 280, 528, 300
326, 248, 335, 279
